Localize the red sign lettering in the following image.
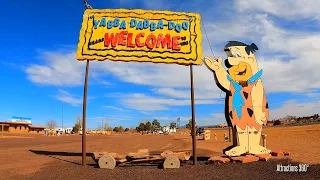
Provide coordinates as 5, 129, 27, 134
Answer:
103, 31, 181, 51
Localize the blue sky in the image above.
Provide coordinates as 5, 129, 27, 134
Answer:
1, 0, 319, 129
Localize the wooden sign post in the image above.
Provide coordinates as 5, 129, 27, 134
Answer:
190, 65, 197, 165
1, 124, 4, 138
82, 60, 90, 166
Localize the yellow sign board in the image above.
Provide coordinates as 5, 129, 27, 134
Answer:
76, 9, 202, 65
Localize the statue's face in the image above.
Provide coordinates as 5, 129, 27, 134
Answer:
224, 46, 257, 83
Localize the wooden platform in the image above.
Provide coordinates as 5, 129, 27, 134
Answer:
93, 149, 191, 169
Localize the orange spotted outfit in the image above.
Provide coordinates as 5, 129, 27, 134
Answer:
227, 70, 269, 131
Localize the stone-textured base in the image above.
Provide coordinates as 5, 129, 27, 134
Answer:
207, 151, 290, 164
255, 154, 272, 161
271, 151, 290, 157
230, 155, 260, 163
207, 156, 231, 164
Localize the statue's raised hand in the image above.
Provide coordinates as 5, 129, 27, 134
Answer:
204, 56, 223, 72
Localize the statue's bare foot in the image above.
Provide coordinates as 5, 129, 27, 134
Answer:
225, 145, 248, 156
248, 145, 271, 155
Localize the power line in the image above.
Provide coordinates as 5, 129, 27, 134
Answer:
201, 20, 216, 59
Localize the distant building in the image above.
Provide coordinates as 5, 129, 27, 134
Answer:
218, 123, 228, 128
54, 128, 73, 135
54, 128, 64, 135
162, 126, 176, 133
44, 129, 56, 136
0, 121, 45, 134
266, 121, 274, 126
29, 126, 46, 134
65, 128, 73, 134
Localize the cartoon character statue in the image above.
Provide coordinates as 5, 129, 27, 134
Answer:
204, 41, 270, 156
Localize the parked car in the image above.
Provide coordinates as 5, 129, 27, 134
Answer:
196, 128, 204, 136
158, 131, 163, 134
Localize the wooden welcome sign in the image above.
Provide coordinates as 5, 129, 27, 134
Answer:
76, 9, 202, 65
76, 8, 202, 166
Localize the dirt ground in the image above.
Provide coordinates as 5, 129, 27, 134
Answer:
0, 124, 319, 180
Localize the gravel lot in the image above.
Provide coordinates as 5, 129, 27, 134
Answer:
0, 125, 319, 180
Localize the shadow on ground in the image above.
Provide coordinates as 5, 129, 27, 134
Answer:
29, 150, 93, 157
29, 150, 95, 166
29, 149, 219, 168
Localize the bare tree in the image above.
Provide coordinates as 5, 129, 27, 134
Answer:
46, 120, 58, 130
104, 120, 112, 131
186, 119, 192, 130
97, 125, 103, 130
170, 122, 177, 129
72, 114, 83, 133
76, 114, 82, 128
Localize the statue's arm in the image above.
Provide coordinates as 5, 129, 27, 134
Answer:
251, 79, 267, 125
214, 70, 230, 91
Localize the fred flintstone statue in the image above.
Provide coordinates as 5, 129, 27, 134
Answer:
204, 41, 270, 156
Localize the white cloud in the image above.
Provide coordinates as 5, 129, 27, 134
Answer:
26, 51, 86, 86
87, 114, 135, 121
305, 92, 320, 98
252, 16, 320, 93
152, 88, 190, 99
203, 17, 258, 45
270, 99, 320, 120
145, 115, 223, 126
210, 113, 225, 119
235, 0, 320, 20
103, 105, 131, 112
152, 87, 223, 99
151, 116, 182, 121
142, 0, 171, 10
140, 111, 151, 115
102, 81, 112, 85
197, 117, 220, 126
117, 93, 219, 111
54, 89, 82, 106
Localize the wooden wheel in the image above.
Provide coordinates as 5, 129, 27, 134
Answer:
98, 155, 116, 169
163, 156, 180, 169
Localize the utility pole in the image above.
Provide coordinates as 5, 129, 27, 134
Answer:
62, 104, 64, 136
101, 119, 104, 131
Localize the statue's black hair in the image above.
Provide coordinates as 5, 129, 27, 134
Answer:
224, 41, 259, 55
